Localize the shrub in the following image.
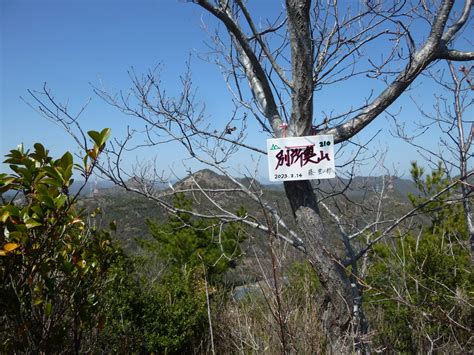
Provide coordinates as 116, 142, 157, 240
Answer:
365, 164, 473, 352
0, 130, 121, 353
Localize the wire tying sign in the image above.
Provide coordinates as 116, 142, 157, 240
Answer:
267, 135, 335, 181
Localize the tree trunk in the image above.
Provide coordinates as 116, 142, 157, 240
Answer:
284, 180, 357, 352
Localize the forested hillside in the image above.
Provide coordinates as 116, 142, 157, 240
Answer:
1, 142, 471, 352
2, 0, 473, 353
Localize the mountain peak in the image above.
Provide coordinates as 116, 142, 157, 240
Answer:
175, 169, 235, 190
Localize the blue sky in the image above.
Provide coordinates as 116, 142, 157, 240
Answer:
1, 0, 231, 175
1, 0, 472, 181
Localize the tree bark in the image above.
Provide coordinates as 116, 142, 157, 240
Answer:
284, 180, 357, 351
283, 0, 367, 350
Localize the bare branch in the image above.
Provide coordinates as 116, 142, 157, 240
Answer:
349, 170, 474, 265
324, 0, 472, 143
195, 0, 284, 133
235, 0, 292, 88
441, 0, 473, 43
440, 49, 474, 61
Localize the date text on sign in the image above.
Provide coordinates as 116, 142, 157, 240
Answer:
267, 135, 335, 181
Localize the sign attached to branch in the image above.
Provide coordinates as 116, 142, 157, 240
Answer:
267, 135, 335, 181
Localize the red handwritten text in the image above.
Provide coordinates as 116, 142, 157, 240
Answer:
275, 145, 330, 170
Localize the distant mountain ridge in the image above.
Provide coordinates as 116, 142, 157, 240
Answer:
2, 169, 418, 201
172, 169, 419, 201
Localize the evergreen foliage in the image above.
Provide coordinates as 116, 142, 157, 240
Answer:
0, 131, 120, 353
97, 193, 246, 353
97, 254, 208, 353
143, 193, 246, 284
366, 163, 473, 352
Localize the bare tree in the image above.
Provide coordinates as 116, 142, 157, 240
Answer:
449, 63, 474, 262
26, 0, 474, 352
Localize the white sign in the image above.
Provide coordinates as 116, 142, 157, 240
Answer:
267, 135, 335, 181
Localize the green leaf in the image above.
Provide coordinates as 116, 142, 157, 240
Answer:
62, 260, 74, 274
54, 195, 67, 209
4, 149, 26, 165
31, 143, 49, 163
59, 156, 74, 183
43, 166, 63, 182
34, 298, 43, 306
0, 175, 18, 193
30, 206, 44, 218
9, 231, 28, 243
88, 128, 111, 149
59, 151, 73, 169
10, 165, 29, 178
38, 194, 55, 209
25, 219, 42, 229
45, 302, 52, 316
99, 128, 111, 146
33, 143, 46, 154
2, 205, 21, 218
41, 177, 63, 188
0, 176, 16, 187
0, 210, 10, 223
87, 130, 102, 147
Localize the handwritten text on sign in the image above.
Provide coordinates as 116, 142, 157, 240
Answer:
267, 135, 335, 181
